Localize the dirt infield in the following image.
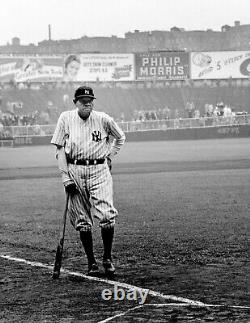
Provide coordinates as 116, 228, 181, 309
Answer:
0, 139, 250, 322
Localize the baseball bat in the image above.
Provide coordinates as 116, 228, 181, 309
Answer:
52, 192, 69, 279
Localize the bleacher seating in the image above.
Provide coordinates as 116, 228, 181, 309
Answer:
0, 84, 249, 122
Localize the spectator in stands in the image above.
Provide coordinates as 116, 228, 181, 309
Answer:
13, 114, 19, 125
162, 106, 170, 119
145, 111, 151, 120
1, 114, 10, 126
63, 54, 81, 82
213, 105, 219, 117
174, 109, 180, 119
217, 102, 224, 116
132, 110, 139, 121
138, 110, 145, 121
204, 104, 212, 117
155, 108, 163, 120
185, 102, 195, 118
231, 109, 236, 117
0, 121, 12, 139
0, 122, 3, 138
208, 105, 214, 117
150, 110, 157, 120
194, 109, 200, 119
223, 105, 232, 118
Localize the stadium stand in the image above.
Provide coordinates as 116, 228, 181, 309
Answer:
0, 82, 249, 125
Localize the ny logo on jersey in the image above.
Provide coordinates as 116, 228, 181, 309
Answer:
92, 130, 102, 142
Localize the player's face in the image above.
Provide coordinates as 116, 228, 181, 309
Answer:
76, 98, 94, 120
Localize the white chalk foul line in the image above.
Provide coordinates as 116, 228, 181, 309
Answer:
98, 305, 144, 323
1, 254, 250, 311
99, 302, 250, 323
1, 254, 205, 306
143, 303, 250, 310
98, 303, 193, 323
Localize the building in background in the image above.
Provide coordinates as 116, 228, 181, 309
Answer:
1, 21, 250, 54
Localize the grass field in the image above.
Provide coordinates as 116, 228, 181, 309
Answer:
0, 138, 250, 322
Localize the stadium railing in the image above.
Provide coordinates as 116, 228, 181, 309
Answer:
0, 115, 249, 139
117, 114, 249, 132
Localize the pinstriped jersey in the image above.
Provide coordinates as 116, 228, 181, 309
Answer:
51, 109, 125, 160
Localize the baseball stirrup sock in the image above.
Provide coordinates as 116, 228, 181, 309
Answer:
101, 227, 114, 260
80, 231, 96, 265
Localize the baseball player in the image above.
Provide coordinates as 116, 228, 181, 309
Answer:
51, 86, 126, 276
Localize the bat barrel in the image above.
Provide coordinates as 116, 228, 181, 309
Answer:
52, 193, 69, 279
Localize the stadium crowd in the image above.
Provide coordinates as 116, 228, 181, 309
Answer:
1, 77, 250, 91
132, 107, 171, 121
0, 77, 249, 141
186, 102, 240, 119
0, 111, 40, 126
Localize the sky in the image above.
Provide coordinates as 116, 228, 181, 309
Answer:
0, 0, 249, 45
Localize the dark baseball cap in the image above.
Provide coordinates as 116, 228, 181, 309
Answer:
74, 86, 96, 100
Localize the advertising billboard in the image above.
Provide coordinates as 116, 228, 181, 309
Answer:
0, 56, 64, 82
191, 51, 250, 79
0, 54, 135, 82
135, 51, 189, 80
63, 53, 135, 82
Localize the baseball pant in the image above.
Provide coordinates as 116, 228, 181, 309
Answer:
67, 162, 117, 232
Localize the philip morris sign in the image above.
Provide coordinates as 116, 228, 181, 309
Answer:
135, 51, 189, 80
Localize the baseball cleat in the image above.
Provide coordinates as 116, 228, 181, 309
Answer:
103, 259, 115, 276
87, 263, 100, 277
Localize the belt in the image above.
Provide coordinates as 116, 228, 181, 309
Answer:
67, 158, 105, 166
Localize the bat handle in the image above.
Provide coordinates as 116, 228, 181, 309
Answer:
62, 192, 69, 233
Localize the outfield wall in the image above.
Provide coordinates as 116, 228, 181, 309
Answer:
7, 124, 250, 147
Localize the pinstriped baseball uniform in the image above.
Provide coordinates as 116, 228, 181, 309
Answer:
51, 109, 125, 231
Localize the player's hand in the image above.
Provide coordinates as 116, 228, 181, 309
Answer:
107, 157, 112, 172
64, 180, 78, 195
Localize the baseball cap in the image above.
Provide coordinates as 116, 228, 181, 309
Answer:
74, 86, 96, 100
